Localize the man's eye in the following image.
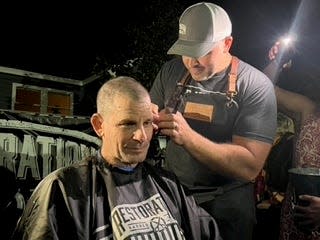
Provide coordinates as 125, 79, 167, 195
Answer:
122, 122, 135, 127
144, 120, 153, 127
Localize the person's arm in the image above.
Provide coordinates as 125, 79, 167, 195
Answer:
157, 111, 272, 181
263, 41, 284, 83
189, 130, 271, 182
275, 86, 316, 124
263, 40, 294, 84
263, 42, 317, 124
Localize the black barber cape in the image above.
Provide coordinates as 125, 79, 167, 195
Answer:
12, 154, 221, 240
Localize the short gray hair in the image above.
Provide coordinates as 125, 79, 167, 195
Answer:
96, 76, 149, 116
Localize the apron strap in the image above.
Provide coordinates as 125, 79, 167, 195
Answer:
227, 56, 239, 100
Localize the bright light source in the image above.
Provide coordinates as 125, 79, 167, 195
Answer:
282, 37, 292, 46
280, 35, 296, 47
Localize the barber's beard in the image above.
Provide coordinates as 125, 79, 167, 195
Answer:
188, 60, 217, 81
191, 68, 215, 81
200, 72, 215, 81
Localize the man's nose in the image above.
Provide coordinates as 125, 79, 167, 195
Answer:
133, 127, 147, 142
185, 56, 200, 67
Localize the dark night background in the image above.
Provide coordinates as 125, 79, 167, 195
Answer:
0, 2, 319, 239
1, 0, 319, 97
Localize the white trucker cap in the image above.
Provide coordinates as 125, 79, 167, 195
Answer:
167, 2, 232, 58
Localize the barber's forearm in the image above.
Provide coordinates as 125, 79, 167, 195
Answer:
183, 131, 264, 181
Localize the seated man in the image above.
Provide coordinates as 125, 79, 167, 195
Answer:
12, 76, 221, 240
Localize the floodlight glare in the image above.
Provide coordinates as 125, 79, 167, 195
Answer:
280, 34, 296, 47
282, 37, 292, 45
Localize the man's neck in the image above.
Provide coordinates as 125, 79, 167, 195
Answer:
215, 53, 233, 76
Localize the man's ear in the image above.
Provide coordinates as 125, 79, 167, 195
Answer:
91, 113, 104, 137
223, 36, 233, 52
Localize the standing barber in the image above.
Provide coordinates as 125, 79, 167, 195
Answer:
150, 2, 277, 239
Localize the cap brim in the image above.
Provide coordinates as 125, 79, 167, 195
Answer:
167, 39, 214, 58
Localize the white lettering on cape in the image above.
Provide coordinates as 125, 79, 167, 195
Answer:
111, 193, 185, 239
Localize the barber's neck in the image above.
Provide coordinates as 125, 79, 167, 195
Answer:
206, 53, 233, 79
217, 53, 233, 75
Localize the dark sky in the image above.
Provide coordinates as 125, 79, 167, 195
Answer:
0, 3, 115, 79
0, 1, 303, 80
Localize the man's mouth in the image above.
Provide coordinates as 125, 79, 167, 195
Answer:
125, 145, 148, 153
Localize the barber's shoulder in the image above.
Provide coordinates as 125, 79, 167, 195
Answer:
237, 60, 261, 74
238, 60, 272, 82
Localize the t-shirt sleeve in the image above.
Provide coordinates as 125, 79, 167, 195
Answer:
234, 70, 277, 144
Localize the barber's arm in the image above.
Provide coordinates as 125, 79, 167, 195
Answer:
157, 110, 271, 181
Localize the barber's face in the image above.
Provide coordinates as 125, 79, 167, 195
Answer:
182, 37, 232, 81
99, 96, 154, 167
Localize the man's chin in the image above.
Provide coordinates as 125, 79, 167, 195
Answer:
123, 153, 147, 164
191, 73, 208, 81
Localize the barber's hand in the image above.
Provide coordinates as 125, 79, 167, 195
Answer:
157, 110, 193, 145
294, 195, 320, 230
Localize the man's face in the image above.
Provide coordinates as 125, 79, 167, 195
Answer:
99, 96, 154, 167
182, 37, 232, 81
